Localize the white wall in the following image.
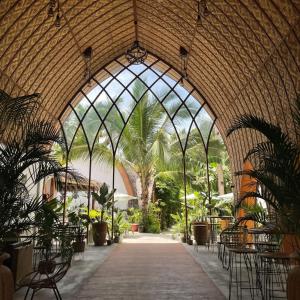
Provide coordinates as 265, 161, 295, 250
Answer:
70, 159, 127, 194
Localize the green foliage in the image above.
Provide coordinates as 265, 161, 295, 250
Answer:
170, 212, 186, 235
91, 183, 116, 223
155, 174, 181, 229
113, 211, 130, 237
227, 111, 300, 234
0, 91, 82, 244
143, 203, 161, 233
127, 208, 142, 224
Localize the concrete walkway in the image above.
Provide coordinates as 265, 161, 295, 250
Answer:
74, 234, 225, 300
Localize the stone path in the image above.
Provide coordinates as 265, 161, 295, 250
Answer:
75, 236, 225, 300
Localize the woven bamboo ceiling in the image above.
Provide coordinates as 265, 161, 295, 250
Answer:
0, 0, 300, 178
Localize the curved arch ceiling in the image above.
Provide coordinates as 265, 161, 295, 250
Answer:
0, 0, 300, 182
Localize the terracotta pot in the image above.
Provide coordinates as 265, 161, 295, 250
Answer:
92, 222, 107, 246
0, 253, 14, 300
131, 223, 139, 232
287, 265, 300, 300
193, 222, 209, 245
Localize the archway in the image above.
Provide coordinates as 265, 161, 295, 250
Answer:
58, 54, 228, 239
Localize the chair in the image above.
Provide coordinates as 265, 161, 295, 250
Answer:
17, 247, 73, 300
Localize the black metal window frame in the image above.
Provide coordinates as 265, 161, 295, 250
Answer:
58, 54, 217, 238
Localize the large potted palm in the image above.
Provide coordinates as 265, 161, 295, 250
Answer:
91, 183, 116, 246
227, 111, 300, 248
0, 90, 82, 288
227, 97, 300, 300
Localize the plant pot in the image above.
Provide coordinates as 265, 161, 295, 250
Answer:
107, 239, 112, 246
287, 265, 300, 300
193, 221, 208, 245
92, 222, 107, 246
131, 223, 139, 232
72, 241, 85, 253
113, 236, 120, 243
181, 236, 187, 243
138, 225, 144, 233
38, 260, 56, 274
0, 253, 14, 300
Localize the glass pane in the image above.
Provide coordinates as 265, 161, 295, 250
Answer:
127, 78, 148, 102
173, 83, 190, 100
116, 68, 136, 87
105, 79, 125, 100
115, 90, 136, 122
151, 79, 171, 102
81, 106, 101, 147
93, 92, 113, 120
194, 108, 214, 148
184, 95, 202, 117
163, 95, 182, 118
140, 68, 159, 86
69, 126, 90, 159
104, 105, 125, 148
62, 108, 80, 149
128, 63, 147, 76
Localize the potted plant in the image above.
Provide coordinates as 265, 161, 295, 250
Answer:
227, 99, 300, 300
170, 213, 187, 242
113, 211, 129, 243
189, 192, 209, 246
68, 203, 87, 253
91, 183, 116, 246
0, 91, 82, 272
128, 208, 142, 232
227, 111, 300, 251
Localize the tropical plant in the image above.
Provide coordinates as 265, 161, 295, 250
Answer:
0, 90, 82, 246
127, 208, 142, 224
91, 183, 116, 224
227, 106, 300, 234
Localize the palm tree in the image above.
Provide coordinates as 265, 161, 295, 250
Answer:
64, 79, 197, 211
0, 90, 81, 243
226, 106, 300, 233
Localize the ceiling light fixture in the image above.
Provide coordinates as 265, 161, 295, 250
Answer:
126, 0, 147, 65
83, 47, 93, 85
180, 46, 189, 82
47, 0, 61, 28
126, 39, 148, 65
197, 0, 211, 27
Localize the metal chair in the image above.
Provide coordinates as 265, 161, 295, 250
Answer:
17, 247, 73, 300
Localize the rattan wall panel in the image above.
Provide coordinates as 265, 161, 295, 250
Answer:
0, 0, 300, 193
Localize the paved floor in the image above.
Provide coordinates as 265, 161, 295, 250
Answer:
14, 233, 230, 299
75, 241, 225, 299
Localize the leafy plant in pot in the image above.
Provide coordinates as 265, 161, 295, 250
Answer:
68, 204, 87, 253
128, 208, 142, 232
227, 98, 300, 300
91, 183, 116, 246
0, 91, 82, 289
189, 192, 209, 246
113, 211, 129, 243
227, 110, 300, 251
